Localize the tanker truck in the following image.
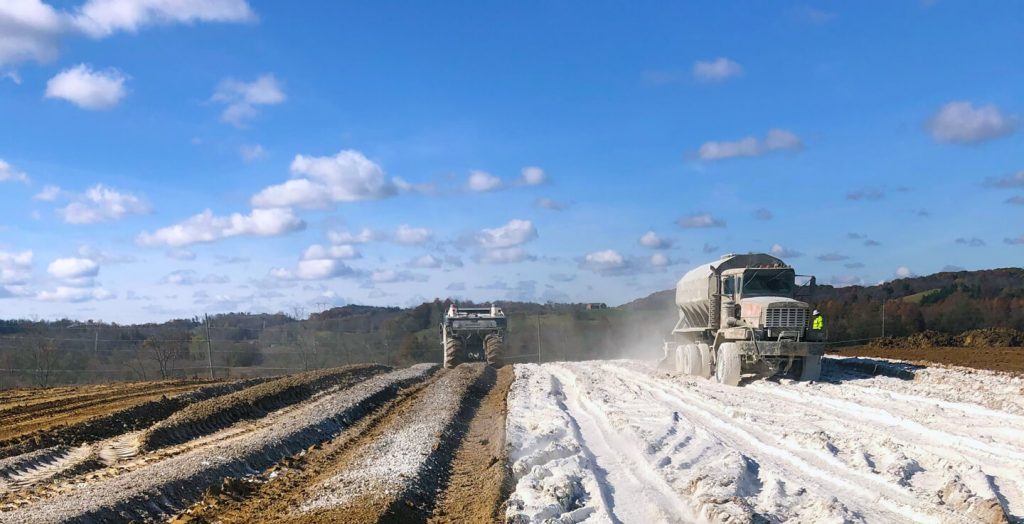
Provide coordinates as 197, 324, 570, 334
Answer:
664, 253, 825, 385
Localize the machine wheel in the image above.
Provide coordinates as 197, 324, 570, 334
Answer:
444, 338, 463, 369
696, 343, 712, 379
681, 344, 703, 376
715, 343, 742, 386
800, 355, 822, 381
673, 345, 686, 372
484, 334, 504, 368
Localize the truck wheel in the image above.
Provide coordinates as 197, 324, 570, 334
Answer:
800, 355, 822, 381
696, 343, 712, 379
484, 334, 504, 368
444, 338, 463, 369
673, 345, 686, 372
682, 344, 703, 376
715, 343, 741, 386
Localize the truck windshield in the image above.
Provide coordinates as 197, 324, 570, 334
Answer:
742, 270, 795, 296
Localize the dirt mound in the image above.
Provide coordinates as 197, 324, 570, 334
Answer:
960, 328, 1024, 347
140, 365, 388, 450
869, 328, 1024, 350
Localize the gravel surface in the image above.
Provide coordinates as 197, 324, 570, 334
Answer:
0, 364, 436, 524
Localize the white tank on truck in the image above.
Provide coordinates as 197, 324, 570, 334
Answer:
664, 253, 825, 385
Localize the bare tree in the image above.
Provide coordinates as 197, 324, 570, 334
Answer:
124, 341, 148, 381
144, 331, 190, 379
29, 336, 59, 388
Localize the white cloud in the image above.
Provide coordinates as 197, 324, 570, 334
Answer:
770, 244, 803, 258
467, 170, 503, 192
650, 253, 670, 267
0, 0, 62, 66
327, 227, 380, 244
301, 244, 360, 261
697, 128, 802, 161
895, 266, 915, 278
371, 269, 428, 284
926, 101, 1017, 144
410, 254, 442, 269
239, 144, 267, 162
0, 159, 30, 183
534, 197, 567, 211
520, 166, 547, 185
47, 257, 98, 279
693, 57, 743, 82
476, 219, 537, 249
166, 248, 196, 260
45, 64, 127, 110
639, 230, 671, 249
212, 73, 285, 127
58, 184, 149, 224
36, 286, 114, 302
0, 250, 33, 285
160, 269, 196, 285
677, 213, 725, 228
137, 207, 305, 247
579, 249, 628, 275
271, 259, 361, 281
394, 224, 432, 245
478, 247, 533, 265
252, 149, 396, 208
34, 184, 62, 200
71, 0, 255, 37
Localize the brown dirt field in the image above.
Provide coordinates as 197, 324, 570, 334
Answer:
0, 380, 216, 442
831, 345, 1024, 374
429, 364, 513, 524
172, 364, 512, 524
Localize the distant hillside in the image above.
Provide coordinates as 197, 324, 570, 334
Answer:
622, 268, 1024, 342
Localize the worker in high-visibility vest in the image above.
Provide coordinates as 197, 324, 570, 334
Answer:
811, 309, 824, 332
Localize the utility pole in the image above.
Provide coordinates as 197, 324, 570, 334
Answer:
93, 330, 99, 356
204, 314, 214, 380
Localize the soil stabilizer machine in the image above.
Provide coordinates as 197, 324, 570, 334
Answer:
441, 304, 506, 369
663, 253, 825, 385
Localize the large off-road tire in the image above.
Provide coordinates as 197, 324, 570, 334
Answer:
444, 338, 463, 369
484, 334, 504, 368
800, 354, 822, 381
696, 343, 712, 379
715, 343, 742, 386
673, 345, 686, 372
682, 344, 703, 376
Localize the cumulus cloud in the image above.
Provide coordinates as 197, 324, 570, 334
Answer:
252, 150, 396, 209
467, 170, 502, 192
137, 207, 305, 247
579, 249, 632, 275
0, 159, 30, 183
394, 224, 433, 245
410, 254, 442, 269
212, 73, 284, 127
371, 269, 428, 284
327, 227, 381, 244
535, 197, 568, 211
983, 171, 1024, 189
955, 237, 985, 247
753, 208, 773, 221
71, 0, 255, 38
926, 101, 1017, 144
57, 184, 149, 224
0, 0, 63, 66
677, 212, 725, 228
697, 129, 801, 161
478, 247, 534, 265
239, 144, 267, 162
770, 244, 802, 258
166, 248, 196, 261
47, 257, 99, 279
817, 253, 849, 262
271, 259, 361, 281
639, 231, 671, 249
520, 166, 547, 185
36, 286, 114, 302
650, 253, 670, 267
45, 64, 127, 110
34, 184, 62, 200
895, 266, 915, 278
301, 244, 360, 261
0, 250, 33, 286
475, 219, 537, 249
693, 57, 743, 82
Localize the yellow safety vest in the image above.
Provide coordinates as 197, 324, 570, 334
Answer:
812, 315, 824, 330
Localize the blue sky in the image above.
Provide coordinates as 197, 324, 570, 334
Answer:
1, 0, 1022, 323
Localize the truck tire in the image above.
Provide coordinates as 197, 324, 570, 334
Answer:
800, 355, 822, 381
673, 345, 686, 372
682, 344, 703, 377
444, 338, 463, 369
696, 343, 712, 379
484, 334, 504, 368
715, 343, 741, 386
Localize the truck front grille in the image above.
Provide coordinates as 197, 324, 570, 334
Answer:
765, 307, 808, 328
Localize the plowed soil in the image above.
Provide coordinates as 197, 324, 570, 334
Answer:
832, 345, 1024, 374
